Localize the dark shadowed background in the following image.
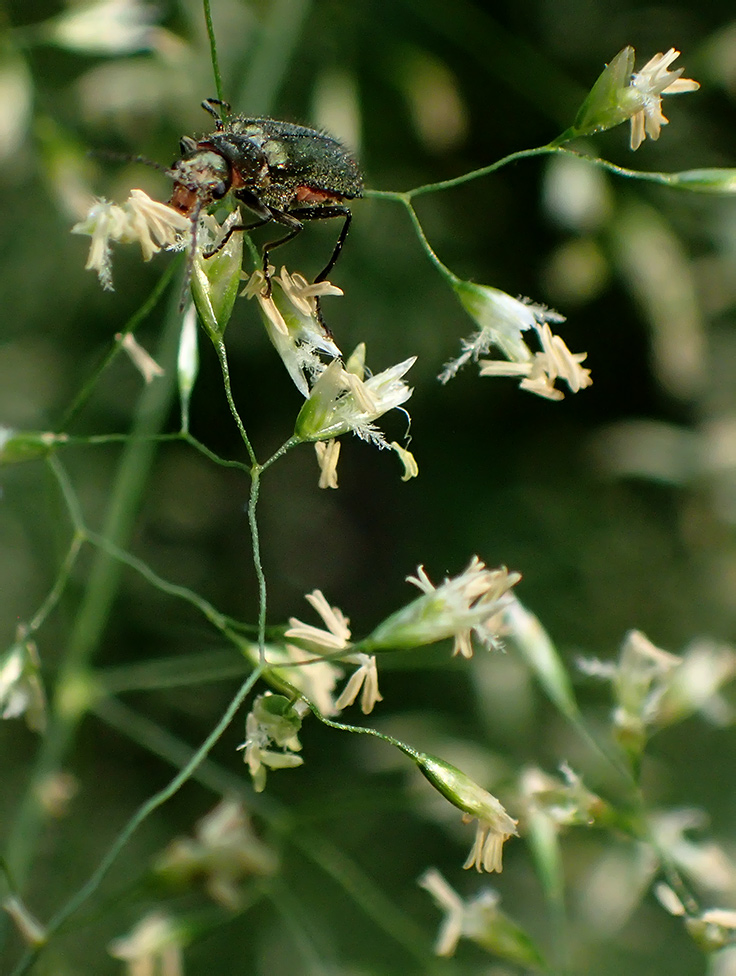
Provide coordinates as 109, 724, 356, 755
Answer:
2, 0, 736, 973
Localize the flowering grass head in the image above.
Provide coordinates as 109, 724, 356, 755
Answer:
566, 46, 699, 150
72, 189, 190, 290
294, 347, 416, 446
237, 693, 307, 793
242, 266, 343, 395
441, 281, 591, 400
154, 798, 277, 908
419, 869, 546, 965
411, 751, 518, 873
578, 629, 683, 758
364, 557, 520, 657
285, 591, 383, 714
0, 639, 46, 732
108, 913, 185, 976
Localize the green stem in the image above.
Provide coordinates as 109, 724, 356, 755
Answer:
63, 430, 252, 475
214, 338, 257, 467
22, 534, 84, 637
212, 338, 269, 662
4, 281, 182, 891
410, 145, 552, 198
366, 144, 724, 203
367, 144, 731, 306
310, 708, 422, 762
364, 146, 551, 203
401, 199, 458, 284
261, 435, 300, 473
202, 0, 225, 105
551, 146, 732, 189
58, 260, 179, 432
92, 695, 269, 804
10, 669, 263, 976
248, 469, 267, 663
83, 527, 231, 636
181, 431, 252, 473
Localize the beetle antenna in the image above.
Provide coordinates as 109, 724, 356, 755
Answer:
90, 149, 170, 174
178, 199, 204, 312
201, 97, 231, 130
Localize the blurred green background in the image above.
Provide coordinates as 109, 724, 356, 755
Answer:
2, 0, 736, 973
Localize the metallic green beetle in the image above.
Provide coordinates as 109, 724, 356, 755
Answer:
169, 99, 363, 289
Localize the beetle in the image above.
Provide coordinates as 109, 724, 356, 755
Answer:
168, 99, 363, 300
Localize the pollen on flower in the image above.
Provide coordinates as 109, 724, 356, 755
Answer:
315, 439, 341, 488
391, 441, 419, 481
477, 319, 591, 400
236, 694, 305, 793
285, 589, 352, 652
375, 556, 521, 658
240, 266, 343, 325
567, 46, 699, 150
411, 750, 519, 873
334, 653, 383, 714
294, 351, 416, 447
240, 266, 272, 300
463, 815, 517, 873
442, 282, 589, 399
462, 800, 518, 873
117, 332, 164, 383
72, 189, 190, 290
241, 266, 343, 396
626, 49, 700, 150
274, 266, 343, 316
251, 285, 290, 335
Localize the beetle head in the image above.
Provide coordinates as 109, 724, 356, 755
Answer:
168, 147, 231, 215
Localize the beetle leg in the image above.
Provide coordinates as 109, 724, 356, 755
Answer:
202, 217, 270, 258
258, 210, 304, 294
284, 206, 353, 333
203, 183, 274, 257
227, 192, 304, 295
286, 206, 353, 283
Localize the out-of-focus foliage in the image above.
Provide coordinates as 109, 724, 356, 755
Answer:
3, 1, 736, 974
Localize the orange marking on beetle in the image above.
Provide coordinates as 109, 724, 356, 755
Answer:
295, 186, 343, 204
